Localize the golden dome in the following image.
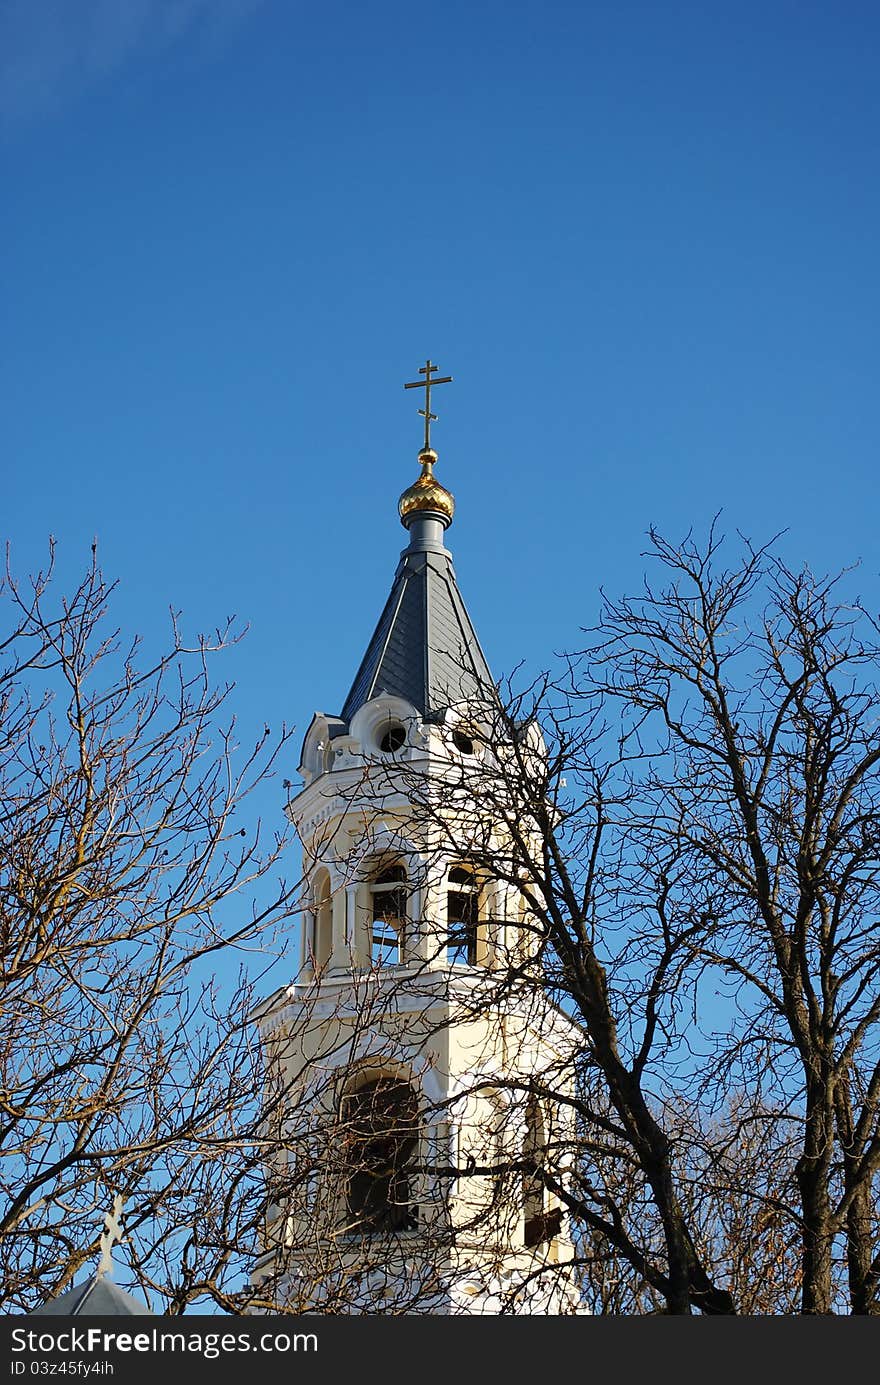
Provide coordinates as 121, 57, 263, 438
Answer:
398, 449, 455, 526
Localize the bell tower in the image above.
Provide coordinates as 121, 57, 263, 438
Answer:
251, 365, 584, 1314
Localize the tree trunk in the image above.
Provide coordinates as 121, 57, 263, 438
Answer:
796, 1129, 835, 1314
845, 1181, 878, 1315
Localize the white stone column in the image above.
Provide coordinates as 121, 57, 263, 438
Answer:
329, 886, 349, 969
421, 859, 447, 968
482, 879, 506, 967
344, 883, 359, 965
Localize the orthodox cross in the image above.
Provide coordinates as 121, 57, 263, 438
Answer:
404, 359, 452, 452
96, 1193, 124, 1278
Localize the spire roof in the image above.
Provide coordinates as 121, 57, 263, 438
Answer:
341, 532, 494, 723
27, 1274, 153, 1316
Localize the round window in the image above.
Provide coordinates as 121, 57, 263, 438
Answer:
379, 723, 406, 754
452, 729, 475, 755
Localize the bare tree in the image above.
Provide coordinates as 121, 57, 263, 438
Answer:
572, 525, 880, 1313
0, 546, 298, 1313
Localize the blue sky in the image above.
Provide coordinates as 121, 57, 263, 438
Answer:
5, 0, 880, 869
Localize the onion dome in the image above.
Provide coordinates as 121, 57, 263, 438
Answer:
398, 448, 455, 529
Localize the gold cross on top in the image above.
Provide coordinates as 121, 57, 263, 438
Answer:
404, 359, 453, 453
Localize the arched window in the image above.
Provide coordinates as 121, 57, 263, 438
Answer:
313, 873, 332, 970
447, 865, 478, 965
341, 1077, 419, 1234
523, 1098, 561, 1247
371, 864, 407, 966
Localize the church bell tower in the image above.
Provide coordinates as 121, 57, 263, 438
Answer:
251, 364, 584, 1314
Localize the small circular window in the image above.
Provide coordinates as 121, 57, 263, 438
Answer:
379, 723, 406, 754
452, 729, 475, 756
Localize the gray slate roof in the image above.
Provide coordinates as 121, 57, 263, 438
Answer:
341, 542, 494, 722
28, 1275, 153, 1316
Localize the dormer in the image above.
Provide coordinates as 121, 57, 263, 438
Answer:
297, 713, 348, 787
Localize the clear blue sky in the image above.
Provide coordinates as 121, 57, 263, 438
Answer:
5, 1, 880, 838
